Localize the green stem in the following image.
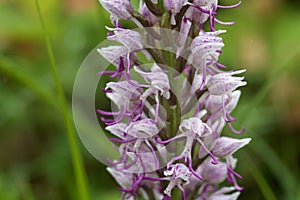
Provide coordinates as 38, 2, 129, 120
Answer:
169, 105, 180, 136
173, 5, 189, 30
144, 0, 163, 16
34, 1, 90, 200
172, 188, 182, 200
157, 0, 164, 11
146, 48, 165, 65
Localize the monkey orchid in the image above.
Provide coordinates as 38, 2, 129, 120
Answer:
97, 0, 250, 199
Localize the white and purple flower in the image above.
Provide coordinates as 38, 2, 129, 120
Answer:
96, 1, 250, 199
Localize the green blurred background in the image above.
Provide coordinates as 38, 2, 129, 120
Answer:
0, 0, 300, 199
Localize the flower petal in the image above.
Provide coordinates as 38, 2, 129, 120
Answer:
212, 137, 251, 158
105, 123, 128, 139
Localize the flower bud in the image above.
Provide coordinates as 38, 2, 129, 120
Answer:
205, 90, 241, 119
200, 158, 227, 184
176, 17, 192, 57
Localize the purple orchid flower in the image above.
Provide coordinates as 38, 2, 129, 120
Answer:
96, 1, 250, 199
188, 30, 226, 90
163, 163, 192, 200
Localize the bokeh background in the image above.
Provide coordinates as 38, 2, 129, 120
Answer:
1, 0, 300, 199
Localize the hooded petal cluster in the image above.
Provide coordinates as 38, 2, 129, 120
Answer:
99, 0, 133, 24
207, 70, 247, 95
189, 30, 226, 70
96, 1, 249, 200
97, 46, 128, 68
107, 28, 144, 52
134, 65, 171, 99
106, 81, 141, 110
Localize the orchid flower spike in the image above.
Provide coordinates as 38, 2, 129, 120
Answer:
96, 0, 250, 199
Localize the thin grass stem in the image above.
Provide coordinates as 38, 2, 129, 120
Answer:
34, 1, 90, 200
245, 153, 277, 200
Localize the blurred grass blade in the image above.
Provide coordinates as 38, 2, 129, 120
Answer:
298, 185, 300, 200
250, 137, 296, 200
0, 57, 56, 108
19, 179, 35, 200
236, 46, 300, 199
239, 45, 300, 123
34, 1, 90, 200
245, 153, 277, 200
